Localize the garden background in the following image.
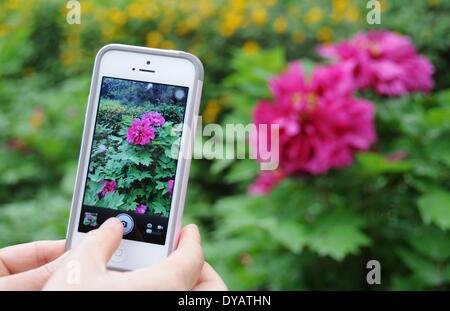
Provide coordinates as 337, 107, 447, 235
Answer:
1, 0, 450, 290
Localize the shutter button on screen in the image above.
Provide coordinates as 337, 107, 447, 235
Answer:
116, 213, 134, 235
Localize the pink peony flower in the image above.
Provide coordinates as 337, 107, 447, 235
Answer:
250, 61, 376, 193
248, 170, 286, 195
269, 60, 356, 104
135, 204, 148, 214
127, 119, 155, 145
142, 111, 165, 127
318, 30, 434, 96
99, 180, 116, 198
168, 179, 174, 196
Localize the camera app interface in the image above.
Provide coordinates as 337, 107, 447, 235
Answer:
78, 77, 188, 245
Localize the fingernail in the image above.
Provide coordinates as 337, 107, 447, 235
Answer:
187, 224, 198, 233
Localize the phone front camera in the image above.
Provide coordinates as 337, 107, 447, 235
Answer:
146, 60, 151, 65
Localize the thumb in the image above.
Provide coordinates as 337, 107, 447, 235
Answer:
75, 217, 123, 265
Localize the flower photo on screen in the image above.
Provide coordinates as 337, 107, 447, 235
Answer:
82, 77, 187, 217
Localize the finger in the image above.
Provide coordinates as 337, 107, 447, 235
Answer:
74, 217, 123, 265
193, 262, 228, 291
162, 224, 204, 289
0, 252, 68, 291
0, 240, 65, 276
125, 224, 204, 290
177, 223, 202, 245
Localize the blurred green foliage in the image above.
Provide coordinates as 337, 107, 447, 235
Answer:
1, 0, 450, 290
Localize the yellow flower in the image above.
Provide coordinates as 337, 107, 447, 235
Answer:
61, 50, 79, 66
146, 31, 163, 48
135, 0, 155, 20
66, 29, 80, 46
243, 40, 260, 54
316, 27, 333, 43
219, 25, 234, 38
273, 17, 288, 33
251, 7, 268, 26
161, 40, 176, 50
220, 12, 244, 37
186, 16, 201, 31
292, 30, 306, 44
101, 25, 117, 41
159, 19, 173, 33
380, 0, 388, 12
93, 7, 107, 23
82, 2, 93, 14
227, 12, 244, 29
428, 0, 441, 6
5, 0, 20, 10
176, 21, 190, 36
179, 1, 191, 12
345, 6, 361, 23
202, 99, 221, 124
331, 0, 349, 22
127, 2, 147, 19
231, 0, 247, 12
199, 0, 214, 17
0, 24, 10, 37
176, 16, 202, 36
332, 0, 349, 12
305, 7, 324, 25
110, 9, 127, 27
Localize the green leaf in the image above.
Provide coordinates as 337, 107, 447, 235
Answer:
128, 150, 153, 166
407, 226, 450, 261
397, 248, 446, 287
356, 152, 412, 175
224, 159, 259, 184
84, 181, 103, 206
155, 180, 166, 190
306, 208, 370, 261
268, 221, 307, 254
210, 159, 235, 175
445, 265, 450, 282
424, 132, 450, 167
97, 192, 124, 209
122, 166, 152, 186
127, 188, 146, 204
152, 201, 168, 217
417, 190, 450, 230
224, 47, 286, 99
390, 275, 426, 291
424, 106, 450, 129
109, 135, 123, 143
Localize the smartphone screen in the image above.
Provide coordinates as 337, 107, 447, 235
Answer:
78, 77, 188, 245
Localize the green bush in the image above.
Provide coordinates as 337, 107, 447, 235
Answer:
186, 48, 450, 290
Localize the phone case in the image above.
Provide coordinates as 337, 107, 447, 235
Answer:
65, 44, 204, 260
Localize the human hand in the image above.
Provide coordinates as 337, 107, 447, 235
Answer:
0, 239, 66, 290
43, 218, 227, 290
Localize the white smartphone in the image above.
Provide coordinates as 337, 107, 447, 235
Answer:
65, 44, 203, 270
